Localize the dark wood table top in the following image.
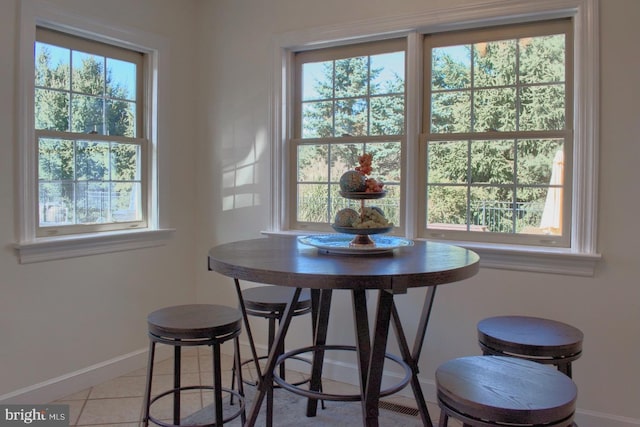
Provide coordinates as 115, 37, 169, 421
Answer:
208, 235, 480, 292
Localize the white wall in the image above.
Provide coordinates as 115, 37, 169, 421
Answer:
2, 0, 639, 425
193, 1, 640, 426
0, 0, 201, 402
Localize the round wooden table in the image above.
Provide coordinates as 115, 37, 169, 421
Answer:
208, 235, 480, 427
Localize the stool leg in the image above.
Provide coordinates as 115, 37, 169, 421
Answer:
230, 356, 237, 405
142, 340, 156, 427
437, 412, 448, 427
234, 336, 246, 425
173, 345, 181, 425
558, 362, 573, 378
275, 317, 286, 380
213, 343, 223, 426
266, 317, 275, 427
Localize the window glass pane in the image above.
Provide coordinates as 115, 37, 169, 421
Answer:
335, 98, 367, 136
335, 56, 368, 98
473, 39, 516, 87
431, 91, 471, 133
329, 143, 362, 181
427, 140, 468, 184
71, 94, 104, 134
519, 85, 565, 131
516, 188, 548, 234
473, 88, 516, 132
35, 43, 70, 90
297, 183, 329, 222
111, 182, 141, 222
106, 99, 136, 137
75, 181, 109, 223
371, 95, 404, 135
370, 52, 404, 95
519, 34, 565, 84
427, 185, 468, 227
72, 51, 104, 95
432, 45, 471, 90
35, 89, 69, 131
377, 183, 400, 226
517, 139, 564, 185
106, 58, 136, 101
39, 138, 74, 181
302, 101, 333, 138
76, 141, 109, 180
39, 182, 74, 226
470, 187, 514, 233
302, 61, 333, 101
298, 144, 329, 182
111, 143, 140, 181
470, 140, 514, 184
365, 142, 401, 184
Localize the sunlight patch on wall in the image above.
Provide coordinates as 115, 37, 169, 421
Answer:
222, 128, 267, 211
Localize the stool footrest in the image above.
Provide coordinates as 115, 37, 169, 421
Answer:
239, 355, 313, 388
147, 385, 245, 427
272, 344, 411, 402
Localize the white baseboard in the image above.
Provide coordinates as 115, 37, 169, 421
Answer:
1, 340, 639, 427
0, 346, 171, 404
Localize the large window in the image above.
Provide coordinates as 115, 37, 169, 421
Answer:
277, 0, 599, 274
421, 19, 573, 247
292, 39, 406, 232
17, 1, 171, 263
35, 28, 146, 237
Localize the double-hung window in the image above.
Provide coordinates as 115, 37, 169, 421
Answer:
279, 0, 599, 275
420, 19, 573, 247
16, 1, 171, 263
292, 39, 406, 233
35, 27, 146, 237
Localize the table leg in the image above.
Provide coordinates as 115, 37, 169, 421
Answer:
233, 279, 263, 380
411, 286, 437, 363
360, 289, 395, 427
390, 302, 433, 427
351, 289, 371, 403
306, 289, 333, 417
244, 286, 302, 427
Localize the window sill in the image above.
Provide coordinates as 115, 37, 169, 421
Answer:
14, 228, 175, 264
262, 231, 601, 277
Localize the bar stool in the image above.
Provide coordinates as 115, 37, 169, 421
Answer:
142, 304, 245, 427
436, 356, 577, 426
237, 286, 313, 385
231, 285, 324, 427
477, 315, 583, 377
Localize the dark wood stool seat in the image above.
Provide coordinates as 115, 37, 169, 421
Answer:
477, 316, 583, 377
142, 304, 245, 427
243, 286, 313, 318
436, 356, 577, 426
231, 285, 323, 427
236, 286, 313, 385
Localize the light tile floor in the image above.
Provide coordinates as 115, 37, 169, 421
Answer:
53, 347, 457, 426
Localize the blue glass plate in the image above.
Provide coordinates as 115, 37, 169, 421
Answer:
298, 234, 414, 254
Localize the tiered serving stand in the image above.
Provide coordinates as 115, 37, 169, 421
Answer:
331, 190, 391, 247
298, 189, 413, 255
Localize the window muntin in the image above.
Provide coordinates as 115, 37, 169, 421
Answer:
292, 40, 406, 231
421, 19, 573, 246
35, 27, 146, 236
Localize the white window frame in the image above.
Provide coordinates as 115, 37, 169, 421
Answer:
15, 0, 174, 263
420, 19, 574, 248
267, 0, 601, 276
291, 39, 407, 234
